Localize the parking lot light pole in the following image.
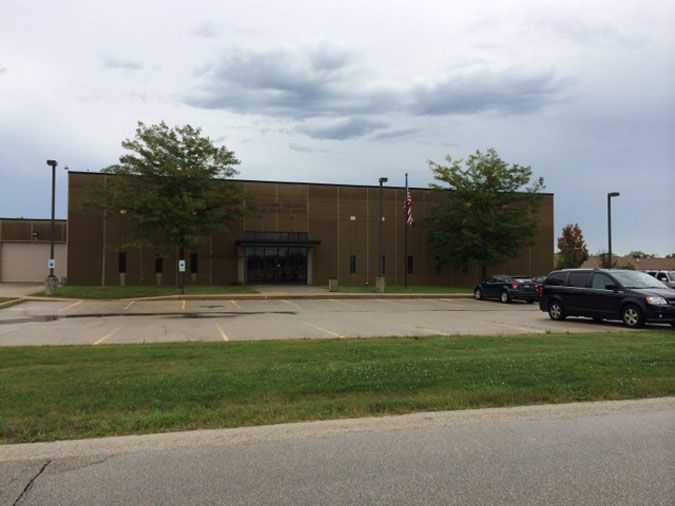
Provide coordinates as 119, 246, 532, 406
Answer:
607, 192, 620, 268
46, 159, 58, 295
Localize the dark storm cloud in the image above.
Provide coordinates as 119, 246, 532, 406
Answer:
101, 56, 144, 71
298, 118, 387, 140
184, 45, 563, 138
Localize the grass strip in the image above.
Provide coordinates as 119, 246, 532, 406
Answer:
1, 331, 674, 444
0, 298, 16, 304
30, 285, 258, 299
339, 285, 473, 293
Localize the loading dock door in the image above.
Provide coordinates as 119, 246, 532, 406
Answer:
0, 242, 67, 282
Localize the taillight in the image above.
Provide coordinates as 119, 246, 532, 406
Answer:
511, 282, 518, 289
539, 285, 544, 297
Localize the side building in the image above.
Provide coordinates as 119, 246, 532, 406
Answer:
67, 171, 554, 287
0, 218, 67, 282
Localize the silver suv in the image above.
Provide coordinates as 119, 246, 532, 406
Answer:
643, 270, 675, 289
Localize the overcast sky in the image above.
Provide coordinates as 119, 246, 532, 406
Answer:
1, 0, 673, 256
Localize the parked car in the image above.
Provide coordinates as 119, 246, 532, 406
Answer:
474, 275, 538, 303
642, 270, 675, 289
539, 268, 675, 328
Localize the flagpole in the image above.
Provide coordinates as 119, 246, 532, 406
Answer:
404, 173, 409, 289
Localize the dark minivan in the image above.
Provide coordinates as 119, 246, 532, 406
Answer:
539, 268, 675, 328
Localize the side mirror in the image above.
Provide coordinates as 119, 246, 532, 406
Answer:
605, 284, 619, 291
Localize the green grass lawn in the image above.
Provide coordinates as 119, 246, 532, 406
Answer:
31, 285, 259, 299
1, 331, 673, 444
339, 285, 474, 294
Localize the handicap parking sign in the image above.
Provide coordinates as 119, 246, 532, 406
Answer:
178, 260, 186, 272
48, 259, 55, 269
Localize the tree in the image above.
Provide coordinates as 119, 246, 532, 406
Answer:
82, 121, 251, 289
425, 148, 545, 280
555, 223, 589, 269
627, 250, 655, 259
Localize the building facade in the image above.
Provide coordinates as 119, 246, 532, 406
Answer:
0, 218, 67, 282
67, 172, 554, 287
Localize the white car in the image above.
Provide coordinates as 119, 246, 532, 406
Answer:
643, 270, 675, 289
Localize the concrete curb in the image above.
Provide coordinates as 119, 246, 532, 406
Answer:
0, 298, 24, 310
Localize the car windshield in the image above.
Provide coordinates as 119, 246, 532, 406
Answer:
613, 271, 667, 289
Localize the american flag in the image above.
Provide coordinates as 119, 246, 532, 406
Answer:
404, 189, 413, 225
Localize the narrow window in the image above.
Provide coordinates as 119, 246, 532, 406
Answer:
349, 255, 356, 274
155, 257, 163, 274
190, 253, 199, 273
118, 252, 127, 273
407, 256, 413, 274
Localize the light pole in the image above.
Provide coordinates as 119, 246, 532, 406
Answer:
45, 159, 58, 295
607, 192, 620, 268
377, 177, 388, 292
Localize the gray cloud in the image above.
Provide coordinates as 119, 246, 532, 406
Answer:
411, 70, 562, 116
372, 128, 419, 141
298, 118, 387, 140
0, 67, 6, 74
185, 45, 562, 125
102, 56, 144, 71
192, 21, 220, 38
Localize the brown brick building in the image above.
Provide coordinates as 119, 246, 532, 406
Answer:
67, 171, 554, 287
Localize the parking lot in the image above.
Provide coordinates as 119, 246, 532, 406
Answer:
1, 296, 667, 346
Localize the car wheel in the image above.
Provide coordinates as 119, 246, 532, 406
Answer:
474, 288, 482, 300
548, 301, 565, 321
500, 291, 510, 303
622, 305, 644, 328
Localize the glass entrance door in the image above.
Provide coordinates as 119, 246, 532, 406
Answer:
245, 246, 307, 284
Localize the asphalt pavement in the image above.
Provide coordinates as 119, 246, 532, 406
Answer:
2, 398, 673, 506
0, 295, 661, 346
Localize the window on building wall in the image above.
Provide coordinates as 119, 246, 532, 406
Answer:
350, 255, 356, 274
407, 256, 414, 274
155, 257, 163, 274
190, 253, 199, 273
118, 252, 127, 273
434, 257, 442, 274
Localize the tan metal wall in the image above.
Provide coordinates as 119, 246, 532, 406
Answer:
0, 242, 67, 282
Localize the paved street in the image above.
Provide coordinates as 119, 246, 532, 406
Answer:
0, 296, 664, 346
2, 398, 673, 506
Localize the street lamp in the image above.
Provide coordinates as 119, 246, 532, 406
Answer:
607, 192, 620, 268
46, 159, 58, 295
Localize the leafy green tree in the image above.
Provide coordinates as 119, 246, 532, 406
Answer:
555, 223, 589, 269
83, 121, 251, 289
425, 148, 545, 280
666, 253, 675, 259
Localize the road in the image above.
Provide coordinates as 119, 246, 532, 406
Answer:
1, 296, 666, 346
2, 398, 673, 506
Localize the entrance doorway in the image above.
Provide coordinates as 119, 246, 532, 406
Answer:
245, 246, 308, 284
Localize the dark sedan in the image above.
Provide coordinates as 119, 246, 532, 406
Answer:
474, 275, 538, 303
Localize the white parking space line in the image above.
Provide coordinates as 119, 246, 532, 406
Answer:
182, 300, 186, 310
0, 326, 20, 335
230, 300, 240, 309
94, 326, 124, 345
301, 321, 343, 338
123, 300, 135, 311
419, 327, 451, 336
59, 300, 83, 312
214, 323, 229, 341
282, 299, 302, 310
